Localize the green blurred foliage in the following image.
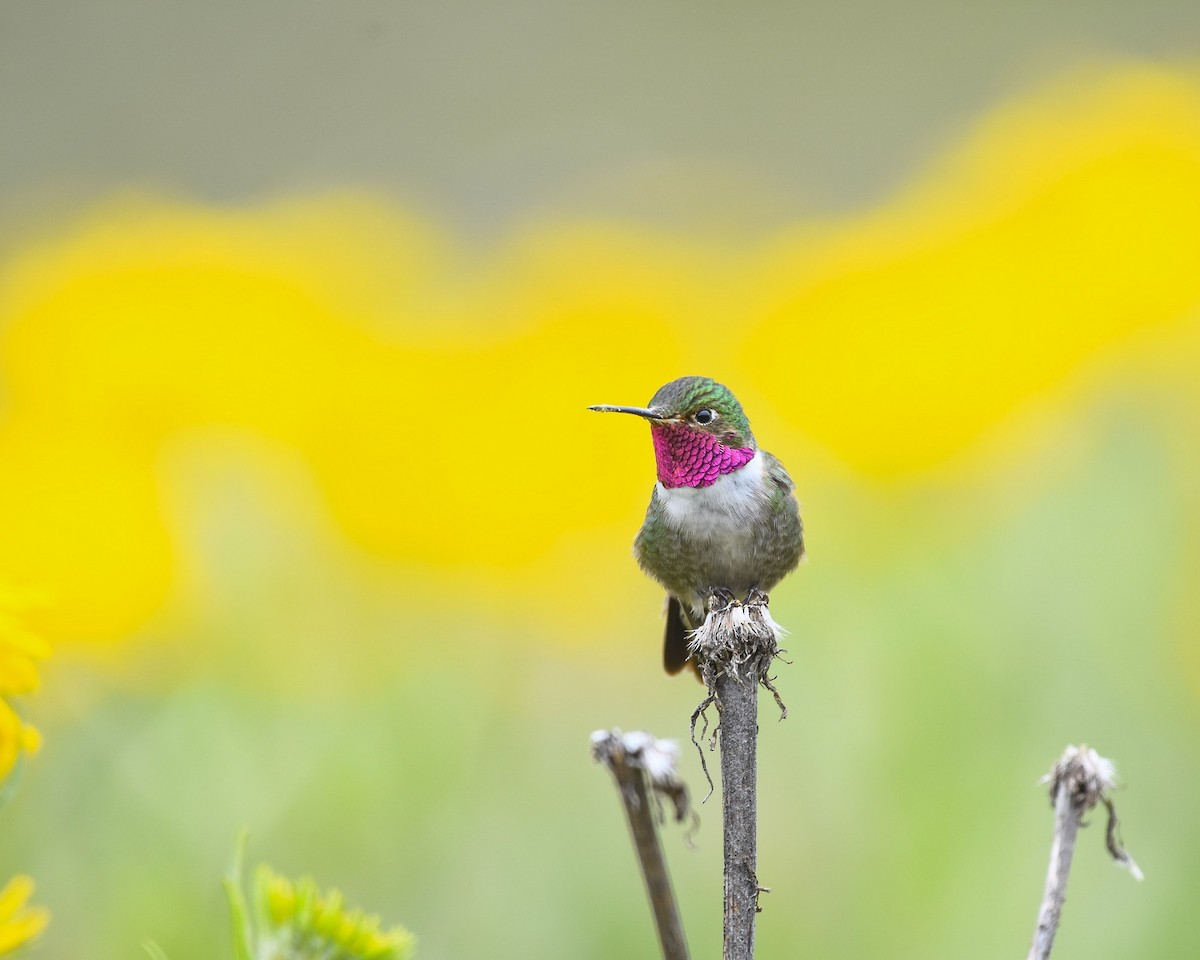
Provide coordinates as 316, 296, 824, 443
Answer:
4, 389, 1197, 958
4, 3, 1200, 959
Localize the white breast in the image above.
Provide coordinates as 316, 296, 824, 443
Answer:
656, 449, 768, 538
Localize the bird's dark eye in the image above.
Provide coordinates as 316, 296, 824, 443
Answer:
694, 408, 716, 425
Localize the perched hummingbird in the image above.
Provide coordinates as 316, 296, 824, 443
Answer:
590, 376, 804, 676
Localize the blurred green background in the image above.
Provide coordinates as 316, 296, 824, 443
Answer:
3, 3, 1200, 958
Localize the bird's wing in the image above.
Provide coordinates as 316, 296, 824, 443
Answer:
761, 449, 795, 495
663, 595, 700, 678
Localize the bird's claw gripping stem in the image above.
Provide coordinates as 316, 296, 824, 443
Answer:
707, 587, 737, 614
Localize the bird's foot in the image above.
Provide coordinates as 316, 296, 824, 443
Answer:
706, 587, 737, 614
745, 586, 769, 607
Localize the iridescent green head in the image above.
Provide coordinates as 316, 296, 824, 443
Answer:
643, 376, 755, 449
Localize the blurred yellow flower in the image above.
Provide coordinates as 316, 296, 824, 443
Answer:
0, 603, 50, 698
227, 854, 415, 960
743, 66, 1200, 474
255, 867, 415, 960
0, 593, 47, 785
0, 700, 41, 789
1, 64, 1199, 646
0, 876, 48, 955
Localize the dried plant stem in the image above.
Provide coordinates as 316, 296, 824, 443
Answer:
1027, 745, 1142, 960
715, 661, 761, 960
689, 589, 786, 960
593, 730, 691, 960
1028, 776, 1079, 960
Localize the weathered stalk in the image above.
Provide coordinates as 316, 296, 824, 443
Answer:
1027, 744, 1143, 960
689, 590, 786, 960
592, 729, 692, 960
715, 661, 761, 960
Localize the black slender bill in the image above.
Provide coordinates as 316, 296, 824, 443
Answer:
587, 404, 664, 419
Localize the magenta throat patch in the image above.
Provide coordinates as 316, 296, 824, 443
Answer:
650, 423, 755, 488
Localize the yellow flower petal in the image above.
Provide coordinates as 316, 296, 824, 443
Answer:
19, 724, 40, 757
0, 702, 22, 783
0, 877, 35, 925
0, 621, 51, 661
0, 699, 39, 783
0, 910, 49, 954
0, 655, 40, 697
0, 876, 49, 954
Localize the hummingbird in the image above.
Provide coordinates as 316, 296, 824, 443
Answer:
590, 376, 804, 676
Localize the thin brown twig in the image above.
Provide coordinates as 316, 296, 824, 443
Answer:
1027, 744, 1143, 960
592, 729, 692, 960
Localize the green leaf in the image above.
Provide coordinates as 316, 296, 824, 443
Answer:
223, 830, 253, 960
